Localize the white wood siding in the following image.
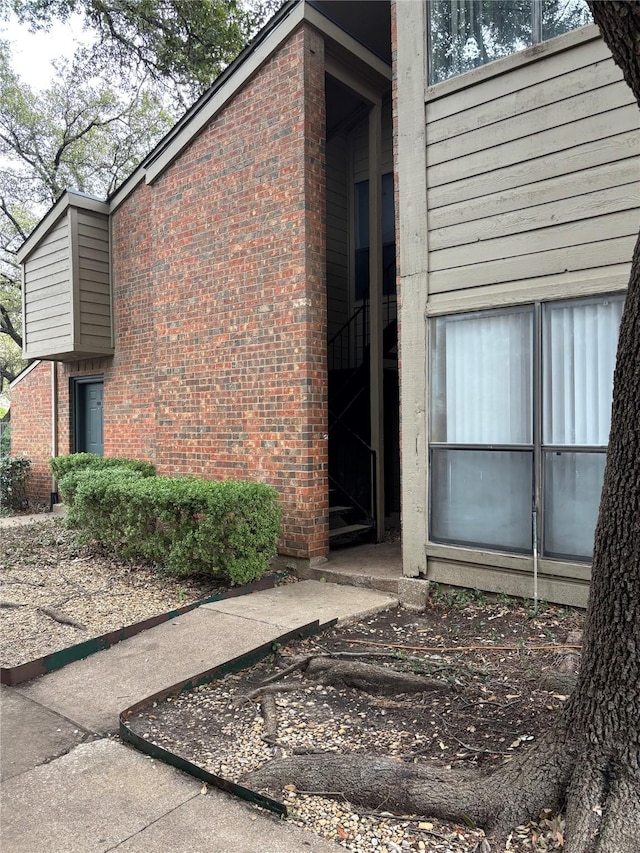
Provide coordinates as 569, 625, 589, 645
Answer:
425, 35, 639, 308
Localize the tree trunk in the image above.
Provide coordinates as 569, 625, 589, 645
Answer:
250, 6, 640, 849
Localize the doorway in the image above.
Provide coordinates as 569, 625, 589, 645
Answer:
73, 378, 104, 455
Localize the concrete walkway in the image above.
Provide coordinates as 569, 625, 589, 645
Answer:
1, 577, 398, 852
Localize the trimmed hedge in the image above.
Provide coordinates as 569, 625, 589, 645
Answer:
58, 461, 281, 585
51, 453, 156, 506
0, 456, 30, 513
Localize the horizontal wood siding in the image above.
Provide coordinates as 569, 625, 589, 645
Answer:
425, 35, 639, 303
77, 210, 112, 351
22, 204, 113, 359
23, 217, 73, 357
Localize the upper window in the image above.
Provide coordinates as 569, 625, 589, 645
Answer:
428, 0, 593, 85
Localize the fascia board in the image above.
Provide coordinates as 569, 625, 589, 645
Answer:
9, 359, 41, 389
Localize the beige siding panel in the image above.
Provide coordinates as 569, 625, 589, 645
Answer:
79, 269, 111, 287
26, 282, 69, 306
26, 330, 73, 348
77, 234, 110, 255
25, 253, 70, 277
79, 303, 111, 321
80, 323, 111, 339
427, 58, 623, 145
26, 313, 72, 335
77, 222, 108, 241
426, 33, 610, 122
428, 104, 639, 190
428, 84, 632, 167
430, 129, 639, 209
77, 257, 109, 275
24, 271, 70, 295
430, 210, 635, 271
26, 295, 68, 317
430, 183, 639, 251
427, 264, 630, 315
79, 289, 111, 305
429, 235, 635, 293
28, 234, 69, 261
430, 158, 640, 228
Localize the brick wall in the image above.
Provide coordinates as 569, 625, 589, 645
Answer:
10, 361, 53, 501
12, 25, 329, 559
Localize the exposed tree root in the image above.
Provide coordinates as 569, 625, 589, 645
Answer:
304, 658, 444, 694
247, 727, 577, 843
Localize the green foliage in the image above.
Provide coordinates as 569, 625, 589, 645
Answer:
0, 455, 30, 513
50, 453, 156, 504
429, 583, 487, 609
64, 467, 282, 585
0, 423, 10, 456
11, 0, 280, 101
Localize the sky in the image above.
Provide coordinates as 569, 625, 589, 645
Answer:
1, 11, 88, 89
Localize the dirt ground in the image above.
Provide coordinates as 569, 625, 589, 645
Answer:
2, 516, 585, 850
127, 591, 584, 852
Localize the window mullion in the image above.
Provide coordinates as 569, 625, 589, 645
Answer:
534, 301, 543, 558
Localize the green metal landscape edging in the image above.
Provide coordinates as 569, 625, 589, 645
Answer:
120, 618, 337, 817
0, 573, 284, 686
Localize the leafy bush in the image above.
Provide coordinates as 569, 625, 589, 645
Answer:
0, 457, 30, 513
50, 453, 156, 505
66, 469, 282, 585
0, 424, 10, 457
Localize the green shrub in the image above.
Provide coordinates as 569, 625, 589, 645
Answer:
50, 453, 156, 505
0, 456, 30, 513
0, 424, 11, 457
67, 470, 282, 585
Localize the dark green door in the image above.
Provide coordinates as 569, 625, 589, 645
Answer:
75, 380, 104, 456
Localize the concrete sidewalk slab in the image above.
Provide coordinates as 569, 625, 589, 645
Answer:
1, 738, 338, 853
0, 688, 87, 780
112, 777, 339, 852
205, 578, 398, 628
13, 609, 297, 734
15, 581, 397, 735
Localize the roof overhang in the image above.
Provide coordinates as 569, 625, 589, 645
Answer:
17, 191, 109, 265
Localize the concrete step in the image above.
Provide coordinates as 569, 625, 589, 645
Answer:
328, 522, 373, 539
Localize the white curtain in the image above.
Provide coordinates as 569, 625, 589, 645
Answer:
432, 307, 533, 444
543, 297, 624, 446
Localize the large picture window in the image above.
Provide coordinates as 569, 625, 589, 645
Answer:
429, 295, 624, 561
427, 0, 592, 85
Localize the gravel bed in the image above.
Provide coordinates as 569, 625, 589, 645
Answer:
0, 517, 245, 667
128, 603, 583, 853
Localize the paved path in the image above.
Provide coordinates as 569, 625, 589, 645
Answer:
1, 579, 398, 852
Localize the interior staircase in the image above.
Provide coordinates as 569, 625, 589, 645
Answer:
328, 298, 397, 546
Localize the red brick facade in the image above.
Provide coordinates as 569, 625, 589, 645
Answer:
10, 361, 53, 501
13, 25, 329, 560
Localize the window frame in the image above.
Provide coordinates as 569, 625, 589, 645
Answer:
426, 0, 593, 87
428, 293, 624, 563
